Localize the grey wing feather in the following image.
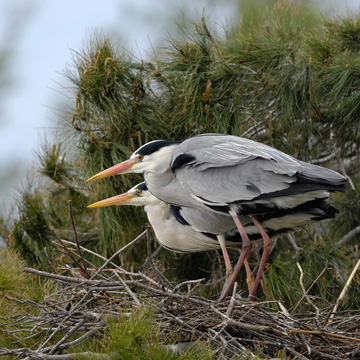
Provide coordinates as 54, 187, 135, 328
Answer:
179, 206, 249, 234
299, 160, 346, 185
172, 135, 299, 203
172, 134, 346, 204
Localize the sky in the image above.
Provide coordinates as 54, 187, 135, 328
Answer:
0, 0, 238, 211
0, 0, 359, 218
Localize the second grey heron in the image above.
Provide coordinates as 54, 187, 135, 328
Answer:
88, 182, 255, 294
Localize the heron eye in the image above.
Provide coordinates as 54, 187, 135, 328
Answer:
138, 155, 144, 161
135, 190, 142, 196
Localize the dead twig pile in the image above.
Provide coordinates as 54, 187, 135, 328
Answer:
1, 224, 359, 359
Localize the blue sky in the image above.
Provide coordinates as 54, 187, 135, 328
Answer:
0, 0, 359, 213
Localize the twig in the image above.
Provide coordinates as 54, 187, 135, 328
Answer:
339, 158, 356, 191
226, 318, 285, 334
68, 200, 88, 275
125, 281, 211, 306
40, 323, 106, 354
210, 304, 286, 334
309, 151, 339, 165
52, 245, 102, 278
89, 229, 147, 280
278, 300, 291, 318
51, 240, 168, 290
37, 286, 96, 352
23, 352, 111, 359
142, 246, 162, 266
288, 329, 360, 343
285, 347, 309, 360
44, 247, 58, 274
328, 257, 360, 324
49, 319, 86, 354
292, 262, 326, 315
225, 282, 238, 318
23, 267, 211, 306
24, 268, 102, 285
50, 227, 88, 277
55, 239, 170, 291
172, 278, 205, 293
146, 225, 174, 289
336, 225, 360, 248
111, 271, 141, 306
287, 233, 302, 251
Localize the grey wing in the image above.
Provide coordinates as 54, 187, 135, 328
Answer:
179, 206, 248, 234
171, 134, 346, 204
172, 134, 297, 169
172, 134, 301, 203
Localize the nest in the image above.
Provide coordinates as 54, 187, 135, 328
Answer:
1, 225, 360, 360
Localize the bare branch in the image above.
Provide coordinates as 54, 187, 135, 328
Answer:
328, 258, 360, 324
68, 200, 89, 276
336, 225, 360, 248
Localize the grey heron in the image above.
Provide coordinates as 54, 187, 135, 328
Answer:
88, 134, 346, 300
88, 182, 255, 294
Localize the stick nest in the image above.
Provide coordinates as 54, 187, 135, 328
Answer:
1, 227, 359, 360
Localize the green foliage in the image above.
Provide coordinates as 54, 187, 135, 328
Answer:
66, 32, 168, 254
11, 142, 100, 269
12, 189, 52, 267
38, 143, 68, 183
331, 190, 360, 238
264, 236, 355, 310
326, 16, 360, 52
0, 249, 27, 295
0, 250, 44, 349
73, 306, 213, 360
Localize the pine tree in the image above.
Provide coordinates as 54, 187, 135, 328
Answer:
5, 2, 360, 308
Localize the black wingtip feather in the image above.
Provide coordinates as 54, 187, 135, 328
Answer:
251, 175, 346, 202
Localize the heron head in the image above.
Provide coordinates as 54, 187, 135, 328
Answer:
88, 182, 158, 208
87, 140, 179, 182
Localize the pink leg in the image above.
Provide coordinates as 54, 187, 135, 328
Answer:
248, 215, 272, 300
219, 239, 253, 296
244, 258, 255, 294
221, 244, 234, 280
218, 234, 234, 282
218, 208, 252, 301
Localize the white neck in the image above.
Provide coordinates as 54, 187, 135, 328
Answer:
146, 145, 178, 175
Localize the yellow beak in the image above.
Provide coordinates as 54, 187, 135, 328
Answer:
88, 193, 135, 208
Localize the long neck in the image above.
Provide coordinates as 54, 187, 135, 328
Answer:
145, 169, 213, 210
146, 144, 178, 176
143, 143, 219, 210
144, 202, 171, 228
144, 201, 222, 252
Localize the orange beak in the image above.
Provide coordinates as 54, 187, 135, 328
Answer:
87, 158, 137, 182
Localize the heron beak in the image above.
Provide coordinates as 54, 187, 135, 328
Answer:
87, 193, 135, 208
87, 158, 137, 182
